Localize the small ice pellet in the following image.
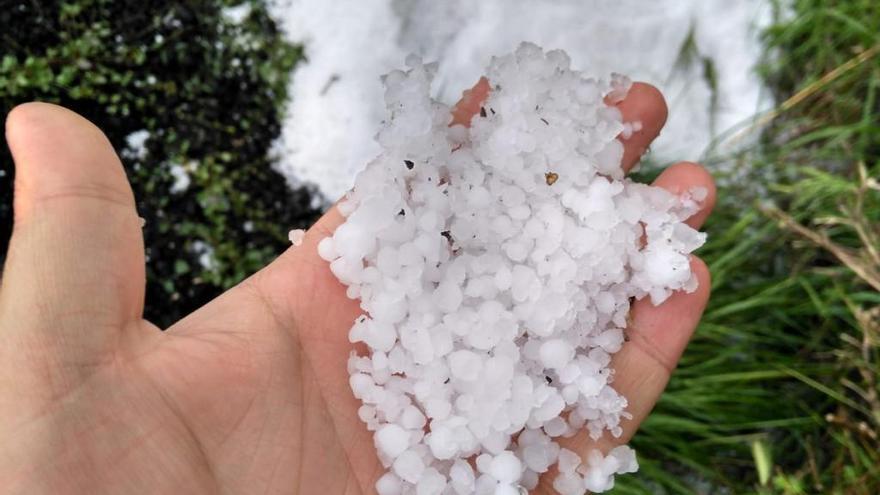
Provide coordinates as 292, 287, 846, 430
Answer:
475, 453, 493, 475
543, 416, 569, 437
400, 405, 427, 429
449, 460, 475, 493
417, 468, 447, 495
690, 185, 709, 202
553, 473, 585, 495
608, 445, 639, 473
393, 450, 426, 484
288, 228, 306, 246
426, 426, 457, 460
317, 236, 337, 261
448, 349, 483, 381
522, 444, 552, 473
494, 484, 521, 495
375, 423, 410, 459
322, 42, 705, 494
489, 451, 522, 484
584, 469, 614, 493
557, 448, 581, 473
375, 472, 403, 495
539, 339, 575, 370
521, 469, 539, 490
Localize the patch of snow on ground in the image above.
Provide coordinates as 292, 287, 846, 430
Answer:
222, 2, 253, 24
168, 161, 195, 194
270, 0, 772, 200
191, 240, 218, 270
122, 129, 150, 161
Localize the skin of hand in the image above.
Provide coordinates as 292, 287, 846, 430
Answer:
0, 80, 714, 494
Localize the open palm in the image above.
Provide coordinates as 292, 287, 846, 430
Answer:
0, 80, 714, 494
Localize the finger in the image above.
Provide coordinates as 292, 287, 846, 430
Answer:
651, 161, 716, 229
543, 257, 710, 492
605, 257, 710, 445
168, 206, 379, 489
450, 77, 491, 127
1, 103, 145, 352
591, 163, 714, 443
548, 164, 713, 476
614, 82, 668, 173
450, 78, 667, 174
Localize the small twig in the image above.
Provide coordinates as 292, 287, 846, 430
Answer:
723, 43, 880, 147
761, 205, 880, 292
840, 378, 875, 414
852, 305, 880, 426
853, 163, 880, 266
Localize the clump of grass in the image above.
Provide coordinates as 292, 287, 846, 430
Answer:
615, 1, 880, 493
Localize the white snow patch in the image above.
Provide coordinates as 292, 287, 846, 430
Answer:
269, 0, 772, 200
122, 129, 150, 160
168, 161, 195, 194
191, 240, 217, 270
222, 3, 252, 24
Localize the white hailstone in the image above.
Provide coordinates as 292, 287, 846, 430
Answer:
435, 280, 464, 312
349, 373, 374, 401
322, 43, 705, 494
584, 469, 614, 493
400, 405, 427, 430
531, 392, 566, 423
558, 362, 582, 384
362, 320, 397, 353
449, 459, 476, 494
393, 449, 426, 484
448, 349, 483, 382
689, 185, 709, 202
376, 423, 411, 459
557, 448, 582, 473
489, 451, 522, 484
358, 405, 376, 423
317, 236, 337, 261
375, 472, 403, 495
543, 416, 569, 437
474, 475, 500, 493
417, 467, 447, 495
494, 484, 521, 495
539, 339, 575, 370
426, 425, 457, 460
553, 472, 585, 495
425, 398, 452, 419
288, 229, 306, 246
475, 453, 494, 475
609, 445, 640, 473
521, 444, 554, 473
521, 469, 539, 490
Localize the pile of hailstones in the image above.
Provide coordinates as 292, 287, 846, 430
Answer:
317, 43, 706, 494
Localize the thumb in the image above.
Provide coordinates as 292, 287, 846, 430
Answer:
0, 103, 146, 360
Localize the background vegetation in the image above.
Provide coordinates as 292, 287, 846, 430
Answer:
0, 0, 322, 326
623, 1, 880, 493
1, 0, 878, 493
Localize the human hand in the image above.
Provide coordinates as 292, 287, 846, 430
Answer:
0, 80, 713, 494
